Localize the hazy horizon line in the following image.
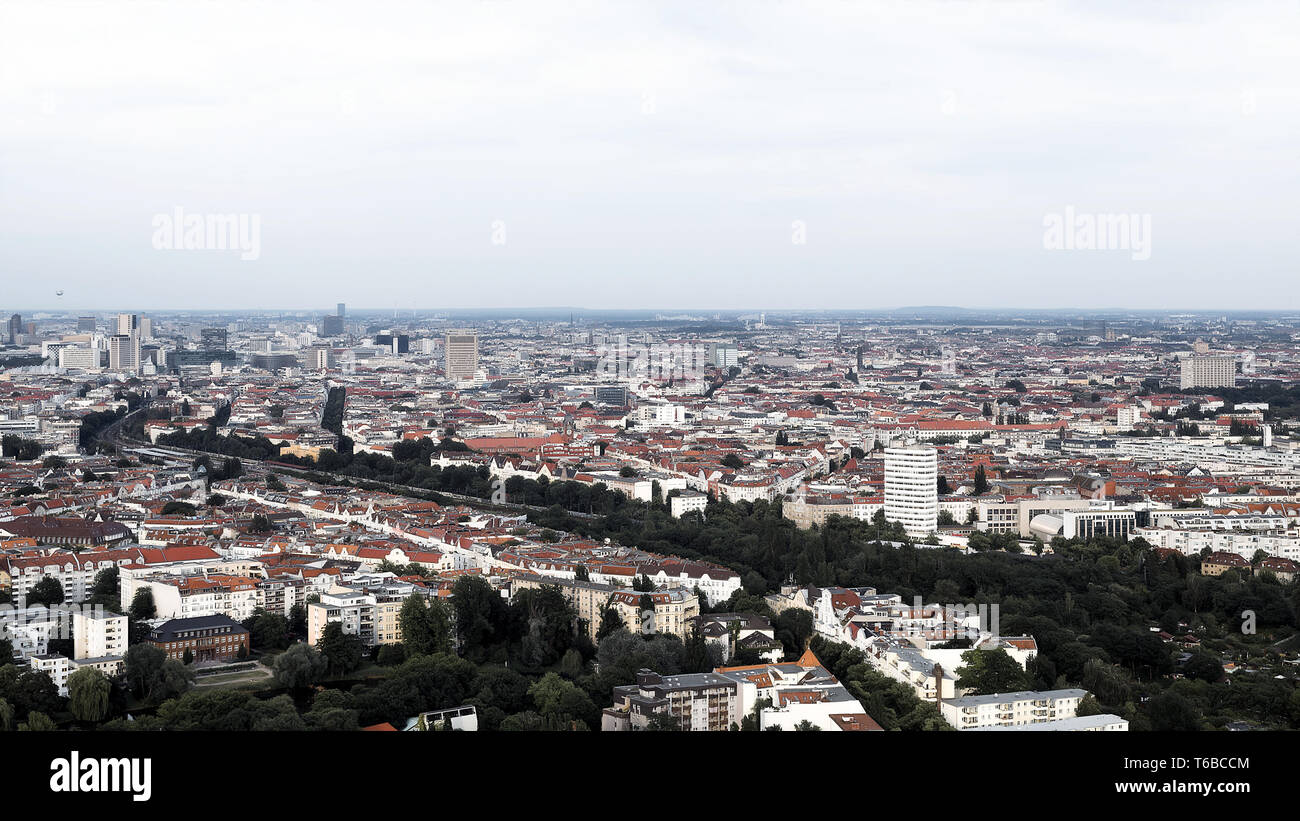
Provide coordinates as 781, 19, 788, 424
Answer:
5, 306, 1300, 317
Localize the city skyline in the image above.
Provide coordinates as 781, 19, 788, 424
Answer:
0, 0, 1293, 783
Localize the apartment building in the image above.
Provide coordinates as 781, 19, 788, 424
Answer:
72, 608, 127, 661
29, 654, 72, 696
884, 447, 938, 535
510, 573, 699, 643
1181, 354, 1236, 389
1, 545, 138, 605
118, 567, 255, 619
972, 713, 1129, 731
940, 688, 1086, 730
713, 648, 882, 731
1133, 528, 1300, 562
602, 669, 742, 731
782, 495, 866, 529
306, 582, 423, 647
689, 612, 782, 664
669, 490, 708, 518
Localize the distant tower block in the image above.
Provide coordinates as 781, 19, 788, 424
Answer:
445, 330, 479, 381
884, 446, 938, 536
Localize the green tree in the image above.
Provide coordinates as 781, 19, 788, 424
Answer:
596, 596, 625, 641
318, 622, 364, 676
18, 711, 56, 731
954, 648, 1032, 695
451, 576, 507, 663
287, 603, 308, 637
123, 643, 192, 703
528, 672, 597, 731
26, 577, 64, 607
124, 643, 165, 699
272, 643, 327, 690
129, 587, 157, 620
399, 595, 451, 657
644, 712, 683, 731
11, 670, 61, 717
67, 667, 111, 722
1075, 693, 1103, 717
247, 611, 290, 652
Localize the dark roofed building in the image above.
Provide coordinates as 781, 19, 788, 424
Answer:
147, 615, 249, 662
0, 515, 131, 547
1201, 551, 1251, 577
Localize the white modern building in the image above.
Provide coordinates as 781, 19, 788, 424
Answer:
1181, 354, 1236, 390
670, 490, 708, 518
445, 331, 479, 382
972, 713, 1128, 731
884, 446, 938, 535
940, 688, 1086, 730
108, 333, 140, 374
73, 608, 128, 661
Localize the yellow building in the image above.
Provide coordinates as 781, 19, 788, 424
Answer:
510, 574, 699, 643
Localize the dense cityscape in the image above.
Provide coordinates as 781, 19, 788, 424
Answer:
1, 305, 1298, 734
5, 0, 1295, 803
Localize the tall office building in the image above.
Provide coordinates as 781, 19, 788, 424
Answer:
58, 345, 99, 370
321, 315, 345, 337
337, 303, 346, 317
375, 333, 409, 354
594, 385, 631, 406
77, 316, 97, 333
108, 334, 141, 374
115, 313, 139, 336
709, 343, 739, 369
884, 447, 938, 536
445, 330, 479, 381
1180, 354, 1236, 390
8, 314, 21, 344
200, 328, 229, 350
304, 346, 333, 370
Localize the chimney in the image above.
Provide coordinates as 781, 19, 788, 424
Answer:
933, 663, 944, 703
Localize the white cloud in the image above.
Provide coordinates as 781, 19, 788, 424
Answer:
1, 0, 1298, 310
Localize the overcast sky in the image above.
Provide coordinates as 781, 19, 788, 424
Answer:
2, 0, 1298, 313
